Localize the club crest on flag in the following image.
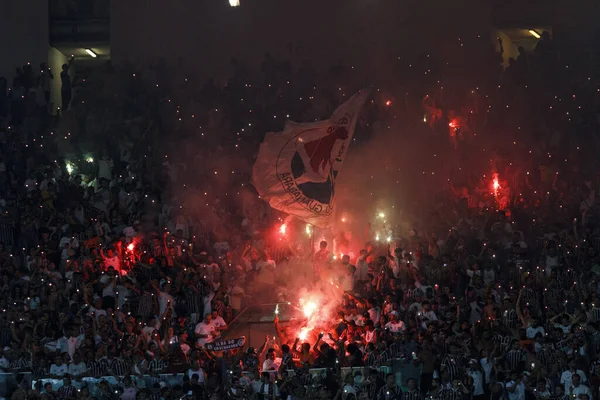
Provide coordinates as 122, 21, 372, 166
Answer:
277, 120, 351, 216
253, 89, 370, 227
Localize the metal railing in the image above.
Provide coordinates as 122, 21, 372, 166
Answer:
33, 373, 184, 396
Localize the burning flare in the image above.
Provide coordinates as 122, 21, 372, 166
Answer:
492, 173, 500, 197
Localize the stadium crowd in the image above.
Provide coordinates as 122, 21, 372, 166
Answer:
1, 29, 600, 400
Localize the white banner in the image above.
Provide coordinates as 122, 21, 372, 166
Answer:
252, 89, 370, 228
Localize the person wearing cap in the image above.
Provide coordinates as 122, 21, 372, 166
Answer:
384, 311, 406, 333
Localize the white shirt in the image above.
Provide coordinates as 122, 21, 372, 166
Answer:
384, 320, 406, 333
480, 358, 493, 383
142, 323, 161, 343
561, 370, 588, 390
87, 307, 107, 321
422, 310, 438, 322
98, 158, 113, 180
210, 316, 227, 331
49, 363, 69, 376
187, 367, 205, 383
468, 370, 484, 395
483, 269, 495, 285
368, 307, 381, 325
356, 257, 369, 281
262, 358, 279, 372
68, 362, 87, 377
554, 323, 572, 335
507, 382, 525, 400
526, 326, 545, 339
100, 274, 116, 298
340, 273, 355, 292
157, 291, 175, 317
67, 335, 83, 358
194, 322, 215, 345
0, 357, 9, 371
570, 384, 593, 399
251, 381, 279, 397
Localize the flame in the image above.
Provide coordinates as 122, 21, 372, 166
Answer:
492, 173, 500, 196
302, 301, 318, 318
299, 327, 309, 341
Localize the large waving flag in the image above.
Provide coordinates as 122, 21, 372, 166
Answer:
252, 89, 370, 228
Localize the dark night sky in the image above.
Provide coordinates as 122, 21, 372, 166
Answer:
110, 0, 493, 81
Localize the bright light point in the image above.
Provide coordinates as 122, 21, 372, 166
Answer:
229, 0, 240, 6
528, 29, 541, 39
305, 224, 312, 236
85, 156, 94, 163
127, 243, 134, 251
302, 302, 317, 318
378, 212, 385, 219
385, 100, 392, 106
376, 234, 380, 241
387, 237, 392, 243
341, 217, 346, 222
66, 162, 74, 175
279, 224, 287, 235
299, 328, 309, 341
85, 48, 97, 58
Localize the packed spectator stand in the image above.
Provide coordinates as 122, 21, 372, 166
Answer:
1, 31, 600, 400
